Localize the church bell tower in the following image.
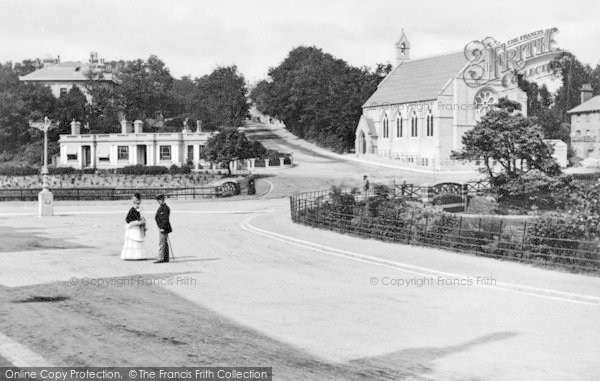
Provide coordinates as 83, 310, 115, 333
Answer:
395, 29, 411, 66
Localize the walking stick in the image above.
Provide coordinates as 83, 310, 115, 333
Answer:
167, 235, 175, 262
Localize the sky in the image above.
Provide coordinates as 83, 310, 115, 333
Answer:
0, 0, 599, 84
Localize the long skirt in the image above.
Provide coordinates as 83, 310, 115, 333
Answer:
121, 224, 148, 260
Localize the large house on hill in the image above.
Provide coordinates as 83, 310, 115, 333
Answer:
568, 84, 600, 160
19, 52, 118, 102
355, 31, 528, 170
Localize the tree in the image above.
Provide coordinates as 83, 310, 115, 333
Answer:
452, 98, 561, 183
170, 76, 197, 117
118, 55, 174, 121
201, 129, 257, 175
13, 59, 40, 77
193, 66, 249, 130
551, 52, 593, 121
250, 46, 386, 152
54, 86, 87, 128
85, 69, 122, 133
0, 62, 56, 163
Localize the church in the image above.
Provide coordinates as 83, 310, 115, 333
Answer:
354, 31, 528, 170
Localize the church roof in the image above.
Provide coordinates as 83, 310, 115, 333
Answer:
19, 62, 117, 82
363, 51, 468, 108
568, 95, 600, 114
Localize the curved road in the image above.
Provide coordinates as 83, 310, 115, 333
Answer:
0, 123, 598, 380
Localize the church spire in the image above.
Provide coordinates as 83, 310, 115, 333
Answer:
395, 29, 411, 66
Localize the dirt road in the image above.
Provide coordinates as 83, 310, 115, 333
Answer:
0, 124, 598, 380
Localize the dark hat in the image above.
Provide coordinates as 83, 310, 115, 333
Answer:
155, 194, 165, 200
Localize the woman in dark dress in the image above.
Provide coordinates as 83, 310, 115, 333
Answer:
121, 193, 149, 260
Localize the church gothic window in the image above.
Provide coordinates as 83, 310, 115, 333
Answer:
396, 113, 402, 138
411, 111, 418, 137
382, 115, 389, 138
426, 109, 433, 136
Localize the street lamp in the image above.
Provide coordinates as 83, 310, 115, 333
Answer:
29, 116, 55, 217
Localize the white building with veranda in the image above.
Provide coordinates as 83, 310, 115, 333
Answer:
354, 31, 528, 171
58, 120, 213, 169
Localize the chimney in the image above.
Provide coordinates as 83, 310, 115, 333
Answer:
120, 119, 132, 134
70, 120, 81, 135
133, 120, 143, 133
196, 120, 203, 133
581, 83, 593, 104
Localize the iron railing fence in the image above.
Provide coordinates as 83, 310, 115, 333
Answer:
0, 186, 230, 201
290, 188, 600, 274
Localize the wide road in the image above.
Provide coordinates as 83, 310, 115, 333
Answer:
0, 124, 598, 380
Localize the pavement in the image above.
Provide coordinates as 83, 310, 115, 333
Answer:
0, 122, 598, 380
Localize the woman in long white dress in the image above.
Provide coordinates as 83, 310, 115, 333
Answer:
121, 193, 149, 260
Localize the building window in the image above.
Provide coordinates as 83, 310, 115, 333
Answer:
117, 146, 129, 160
577, 115, 581, 122
187, 145, 194, 162
60, 88, 68, 97
160, 146, 171, 161
576, 130, 581, 136
382, 115, 389, 138
474, 88, 497, 116
98, 157, 109, 162
411, 111, 418, 137
426, 109, 434, 136
586, 114, 591, 122
67, 154, 77, 161
396, 114, 402, 138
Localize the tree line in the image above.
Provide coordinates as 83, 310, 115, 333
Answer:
251, 48, 600, 155
0, 56, 249, 164
250, 46, 391, 152
518, 51, 600, 159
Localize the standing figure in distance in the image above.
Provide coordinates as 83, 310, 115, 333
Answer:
363, 175, 370, 194
154, 194, 172, 263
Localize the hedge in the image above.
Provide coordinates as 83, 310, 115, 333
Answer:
116, 165, 170, 175
0, 166, 39, 176
291, 188, 599, 273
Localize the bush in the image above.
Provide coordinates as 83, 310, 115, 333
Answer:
526, 214, 599, 267
48, 167, 76, 175
372, 184, 391, 200
494, 170, 577, 211
116, 165, 169, 175
465, 196, 498, 214
432, 193, 463, 206
293, 186, 600, 273
0, 166, 39, 176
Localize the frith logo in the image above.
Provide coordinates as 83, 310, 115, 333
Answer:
462, 28, 562, 88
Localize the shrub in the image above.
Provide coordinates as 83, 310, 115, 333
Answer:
494, 170, 577, 211
0, 166, 39, 176
465, 196, 498, 214
432, 193, 463, 206
293, 186, 600, 273
526, 214, 599, 267
372, 184, 391, 200
116, 165, 169, 175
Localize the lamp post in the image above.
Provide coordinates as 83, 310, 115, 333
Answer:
29, 116, 55, 217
